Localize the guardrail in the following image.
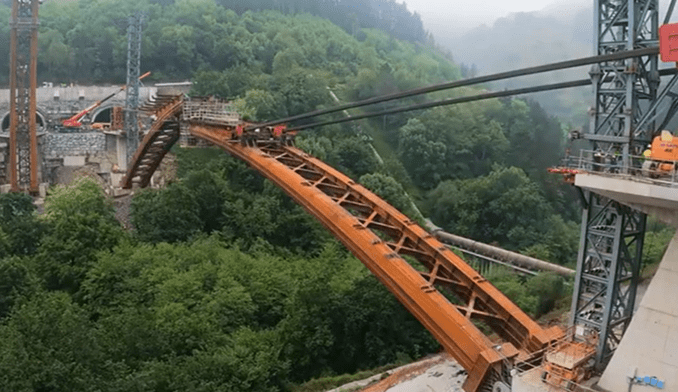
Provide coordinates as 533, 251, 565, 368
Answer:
182, 100, 240, 126
559, 149, 678, 187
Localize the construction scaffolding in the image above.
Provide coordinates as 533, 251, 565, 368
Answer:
8, 0, 40, 192
125, 12, 144, 164
572, 0, 658, 370
182, 99, 241, 126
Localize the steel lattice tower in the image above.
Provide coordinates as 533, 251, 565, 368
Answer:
8, 0, 39, 193
125, 12, 144, 163
571, 0, 657, 370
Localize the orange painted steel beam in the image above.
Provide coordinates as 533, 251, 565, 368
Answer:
8, 0, 39, 192
29, 0, 38, 193
8, 1, 18, 191
188, 123, 564, 392
121, 96, 183, 189
125, 103, 564, 391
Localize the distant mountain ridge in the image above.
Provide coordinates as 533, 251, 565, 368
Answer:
432, 7, 594, 123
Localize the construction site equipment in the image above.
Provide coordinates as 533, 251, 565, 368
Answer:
62, 71, 150, 129
540, 329, 597, 391
642, 130, 678, 177
182, 97, 240, 126
125, 11, 145, 162
8, 0, 40, 193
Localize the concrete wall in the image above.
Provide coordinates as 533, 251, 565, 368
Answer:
0, 86, 158, 106
42, 132, 106, 158
599, 230, 678, 392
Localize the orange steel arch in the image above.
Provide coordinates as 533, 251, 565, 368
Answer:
123, 101, 563, 392
122, 95, 183, 189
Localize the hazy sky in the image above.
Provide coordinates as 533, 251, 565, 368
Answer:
398, 0, 590, 37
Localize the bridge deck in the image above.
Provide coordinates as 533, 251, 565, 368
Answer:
575, 173, 678, 227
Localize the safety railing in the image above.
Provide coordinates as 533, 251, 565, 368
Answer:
559, 149, 678, 187
182, 99, 240, 126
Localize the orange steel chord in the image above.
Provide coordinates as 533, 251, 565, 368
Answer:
187, 123, 564, 392
124, 101, 564, 391
121, 96, 183, 189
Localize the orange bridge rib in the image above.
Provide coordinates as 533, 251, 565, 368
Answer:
125, 103, 563, 392
187, 123, 563, 392
121, 95, 184, 189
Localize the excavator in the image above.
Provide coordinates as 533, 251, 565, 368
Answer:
61, 71, 151, 130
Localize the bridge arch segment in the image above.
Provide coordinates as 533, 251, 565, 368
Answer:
123, 100, 563, 392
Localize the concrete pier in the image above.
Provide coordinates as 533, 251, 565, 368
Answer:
598, 229, 678, 391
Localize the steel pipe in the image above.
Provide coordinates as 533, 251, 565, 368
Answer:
429, 226, 575, 278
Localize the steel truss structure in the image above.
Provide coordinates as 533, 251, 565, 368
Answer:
570, 193, 646, 369
588, 0, 659, 162
573, 0, 658, 370
125, 12, 144, 163
8, 0, 39, 192
123, 98, 565, 392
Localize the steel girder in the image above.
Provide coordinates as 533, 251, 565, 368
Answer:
125, 12, 143, 163
121, 95, 183, 189
8, 0, 39, 192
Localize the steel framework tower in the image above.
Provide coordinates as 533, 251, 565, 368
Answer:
571, 0, 657, 370
8, 0, 39, 193
125, 12, 144, 163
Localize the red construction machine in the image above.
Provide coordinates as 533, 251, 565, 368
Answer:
61, 71, 151, 130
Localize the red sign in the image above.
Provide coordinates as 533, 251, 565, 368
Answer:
660, 23, 678, 62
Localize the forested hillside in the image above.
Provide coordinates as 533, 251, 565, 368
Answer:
1, 1, 674, 391
0, 0, 428, 86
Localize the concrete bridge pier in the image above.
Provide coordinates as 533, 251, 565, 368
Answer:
598, 229, 678, 391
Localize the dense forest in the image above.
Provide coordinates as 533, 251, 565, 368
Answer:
0, 0, 428, 86
0, 0, 674, 391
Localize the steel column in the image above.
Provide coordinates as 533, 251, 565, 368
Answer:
570, 192, 645, 369
8, 0, 39, 192
125, 12, 143, 164
573, 0, 657, 370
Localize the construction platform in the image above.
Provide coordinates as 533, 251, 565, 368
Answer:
597, 229, 678, 391
575, 173, 678, 228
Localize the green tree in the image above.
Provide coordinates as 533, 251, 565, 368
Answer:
489, 99, 564, 179
0, 192, 45, 256
397, 118, 448, 189
36, 178, 124, 294
0, 292, 108, 392
526, 272, 566, 318
359, 172, 420, 220
182, 169, 228, 233
427, 166, 553, 250
643, 226, 675, 267
131, 183, 203, 243
0, 257, 35, 319
486, 269, 537, 316
331, 136, 382, 179
39, 29, 73, 79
